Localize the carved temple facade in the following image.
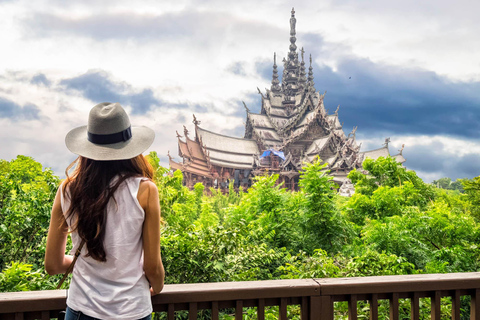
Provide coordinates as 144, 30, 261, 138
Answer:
169, 9, 405, 192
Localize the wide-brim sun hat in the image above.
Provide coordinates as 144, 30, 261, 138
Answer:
65, 102, 155, 161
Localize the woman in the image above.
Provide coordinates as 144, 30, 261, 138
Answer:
45, 102, 164, 320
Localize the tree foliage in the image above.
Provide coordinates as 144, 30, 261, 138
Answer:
1, 153, 480, 302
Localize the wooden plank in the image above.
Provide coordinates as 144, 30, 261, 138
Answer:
235, 300, 243, 320
144, 279, 320, 305
471, 289, 480, 320
167, 303, 174, 320
14, 313, 23, 320
301, 296, 309, 320
316, 273, 480, 296
348, 295, 358, 320
280, 298, 288, 320
369, 293, 378, 320
452, 290, 461, 320
211, 301, 219, 320
389, 293, 399, 320
431, 291, 441, 320
189, 302, 197, 320
410, 292, 419, 320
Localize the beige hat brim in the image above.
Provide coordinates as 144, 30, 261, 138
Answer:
65, 125, 155, 161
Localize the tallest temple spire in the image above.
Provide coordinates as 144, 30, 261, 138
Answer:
288, 7, 297, 61
282, 8, 299, 95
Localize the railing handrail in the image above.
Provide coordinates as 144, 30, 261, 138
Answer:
2, 273, 480, 318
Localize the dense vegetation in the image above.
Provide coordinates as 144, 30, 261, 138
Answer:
1, 154, 479, 318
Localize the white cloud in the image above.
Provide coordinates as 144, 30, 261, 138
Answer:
1, 0, 480, 181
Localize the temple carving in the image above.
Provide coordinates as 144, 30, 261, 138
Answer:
169, 8, 405, 192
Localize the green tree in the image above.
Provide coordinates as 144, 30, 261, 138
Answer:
462, 176, 480, 220
298, 157, 353, 253
0, 156, 60, 270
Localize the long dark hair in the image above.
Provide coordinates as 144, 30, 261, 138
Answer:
63, 155, 154, 262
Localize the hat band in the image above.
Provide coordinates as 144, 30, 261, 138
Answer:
88, 127, 132, 145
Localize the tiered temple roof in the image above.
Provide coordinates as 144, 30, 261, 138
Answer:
170, 8, 405, 191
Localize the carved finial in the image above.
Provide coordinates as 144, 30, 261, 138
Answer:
341, 122, 344, 127
257, 87, 265, 99
383, 137, 391, 147
309, 54, 312, 66
347, 126, 357, 139
192, 114, 200, 126
399, 144, 405, 155
301, 47, 305, 61
351, 126, 357, 138
290, 8, 296, 35
176, 130, 182, 138
335, 105, 340, 115
183, 125, 189, 137
167, 150, 172, 160
271, 53, 281, 92
242, 101, 250, 113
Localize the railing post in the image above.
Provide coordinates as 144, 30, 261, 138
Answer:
211, 301, 219, 320
310, 296, 333, 320
301, 296, 310, 320
188, 302, 197, 320
280, 298, 288, 320
431, 291, 441, 320
452, 290, 461, 320
370, 293, 378, 320
349, 295, 358, 320
235, 300, 243, 320
167, 303, 175, 320
258, 298, 265, 320
411, 292, 419, 320
471, 289, 480, 320
390, 293, 399, 320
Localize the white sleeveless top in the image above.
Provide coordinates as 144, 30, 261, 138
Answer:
61, 176, 152, 320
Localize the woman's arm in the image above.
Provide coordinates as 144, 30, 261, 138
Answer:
139, 180, 165, 295
45, 186, 72, 275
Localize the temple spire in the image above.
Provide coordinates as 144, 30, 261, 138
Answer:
288, 7, 297, 62
298, 47, 307, 90
308, 54, 315, 92
282, 8, 300, 96
271, 52, 281, 92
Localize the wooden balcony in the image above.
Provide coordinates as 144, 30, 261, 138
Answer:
1, 273, 480, 319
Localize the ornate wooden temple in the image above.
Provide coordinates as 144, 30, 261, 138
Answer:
169, 9, 405, 191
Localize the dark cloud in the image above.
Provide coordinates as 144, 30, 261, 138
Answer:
0, 97, 41, 120
30, 73, 51, 86
404, 142, 480, 180
60, 70, 161, 114
316, 58, 480, 140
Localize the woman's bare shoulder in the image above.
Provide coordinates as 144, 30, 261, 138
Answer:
139, 179, 158, 193
138, 179, 159, 210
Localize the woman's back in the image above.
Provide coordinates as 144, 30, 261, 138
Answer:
62, 176, 152, 319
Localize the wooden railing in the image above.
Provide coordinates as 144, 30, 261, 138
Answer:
1, 273, 480, 319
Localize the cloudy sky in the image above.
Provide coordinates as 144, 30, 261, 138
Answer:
1, 0, 480, 182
